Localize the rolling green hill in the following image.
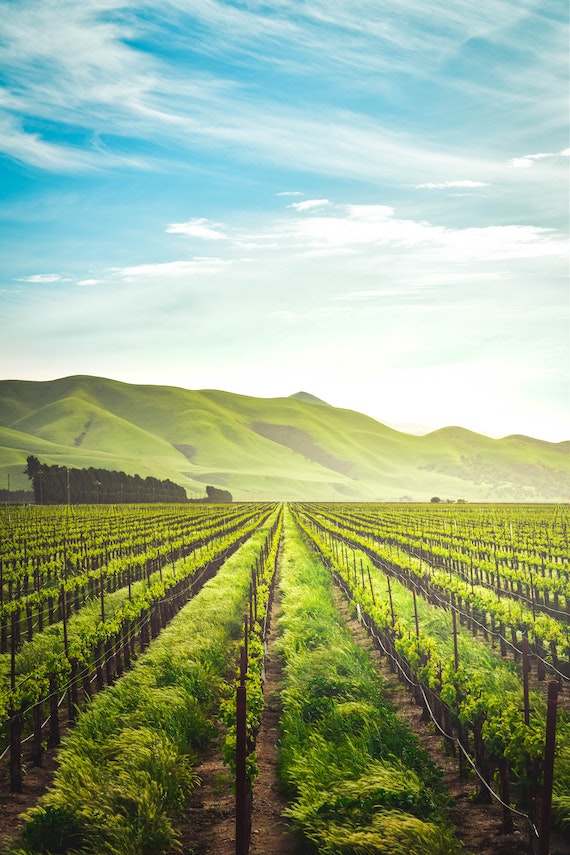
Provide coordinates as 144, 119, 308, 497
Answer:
0, 375, 567, 501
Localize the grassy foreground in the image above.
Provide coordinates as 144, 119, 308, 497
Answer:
275, 509, 464, 854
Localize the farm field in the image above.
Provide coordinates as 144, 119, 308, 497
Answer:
0, 502, 568, 854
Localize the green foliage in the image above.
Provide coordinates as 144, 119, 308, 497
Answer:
1, 502, 271, 725
21, 805, 88, 854
28, 730, 196, 854
205, 485, 232, 502
552, 744, 570, 832
276, 511, 461, 853
315, 811, 460, 855
24, 456, 187, 504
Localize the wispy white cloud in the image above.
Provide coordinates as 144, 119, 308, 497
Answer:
0, 114, 99, 172
113, 258, 230, 281
16, 273, 65, 283
166, 219, 229, 240
276, 191, 303, 196
165, 201, 570, 268
161, 0, 559, 85
415, 180, 490, 189
288, 198, 330, 212
1, 0, 566, 188
436, 225, 567, 262
245, 202, 568, 265
17, 200, 566, 295
508, 149, 569, 168
278, 203, 434, 250
333, 287, 427, 301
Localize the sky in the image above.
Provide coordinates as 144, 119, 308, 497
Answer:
0, 0, 568, 442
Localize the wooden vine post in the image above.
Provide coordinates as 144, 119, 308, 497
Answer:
452, 607, 459, 671
538, 681, 559, 855
31, 701, 44, 767
9, 608, 23, 792
9, 706, 23, 792
497, 754, 513, 833
522, 633, 540, 855
367, 567, 376, 605
412, 586, 419, 638
0, 559, 5, 654
386, 574, 395, 627
235, 640, 249, 855
522, 635, 531, 726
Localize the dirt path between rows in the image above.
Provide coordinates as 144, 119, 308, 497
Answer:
249, 581, 296, 855
0, 700, 71, 851
173, 563, 295, 855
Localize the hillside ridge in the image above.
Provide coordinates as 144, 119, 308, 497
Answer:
0, 375, 567, 502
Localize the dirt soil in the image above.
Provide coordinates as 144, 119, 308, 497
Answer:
172, 574, 296, 855
248, 591, 296, 855
0, 699, 71, 852
0, 754, 58, 851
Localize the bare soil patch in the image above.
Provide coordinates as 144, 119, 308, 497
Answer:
0, 693, 76, 852
172, 570, 295, 855
249, 584, 295, 855
0, 749, 59, 852
172, 725, 236, 855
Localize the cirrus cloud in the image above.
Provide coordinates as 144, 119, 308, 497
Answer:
166, 219, 229, 240
415, 180, 490, 189
110, 258, 231, 282
508, 149, 569, 168
288, 198, 331, 212
16, 273, 65, 283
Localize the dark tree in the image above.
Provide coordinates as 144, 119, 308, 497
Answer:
24, 455, 41, 479
205, 485, 233, 503
23, 457, 187, 504
24, 456, 43, 503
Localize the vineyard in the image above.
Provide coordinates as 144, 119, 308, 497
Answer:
0, 501, 568, 854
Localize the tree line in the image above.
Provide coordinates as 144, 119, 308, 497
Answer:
23, 456, 188, 504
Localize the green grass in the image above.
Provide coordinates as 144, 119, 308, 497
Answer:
275, 510, 463, 854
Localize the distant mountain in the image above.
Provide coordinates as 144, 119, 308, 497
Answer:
289, 391, 331, 406
0, 375, 568, 502
385, 421, 434, 436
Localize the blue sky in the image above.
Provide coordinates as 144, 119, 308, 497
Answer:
0, 0, 568, 441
